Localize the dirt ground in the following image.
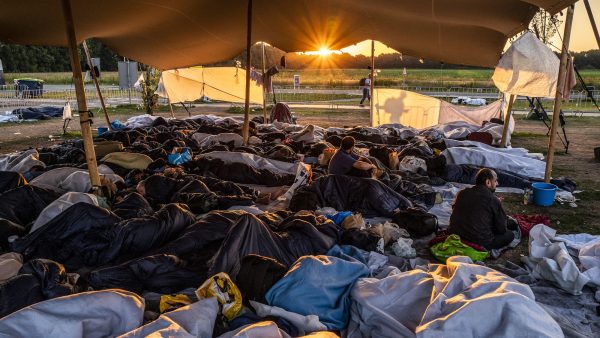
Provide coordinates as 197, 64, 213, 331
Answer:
1, 106, 599, 239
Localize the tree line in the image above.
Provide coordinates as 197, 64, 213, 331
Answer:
1, 40, 599, 72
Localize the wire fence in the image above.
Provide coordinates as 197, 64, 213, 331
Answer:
1, 84, 599, 115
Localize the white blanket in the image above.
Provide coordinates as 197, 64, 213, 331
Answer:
125, 114, 160, 128
347, 256, 563, 338
30, 192, 99, 233
217, 321, 338, 338
119, 297, 218, 338
192, 132, 260, 148
30, 165, 123, 193
525, 224, 600, 293
442, 146, 546, 179
525, 225, 592, 294
197, 151, 298, 175
0, 149, 45, 173
0, 290, 144, 338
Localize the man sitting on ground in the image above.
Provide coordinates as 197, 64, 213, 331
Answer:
448, 168, 516, 251
328, 136, 377, 177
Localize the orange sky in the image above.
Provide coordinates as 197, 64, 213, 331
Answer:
339, 0, 599, 57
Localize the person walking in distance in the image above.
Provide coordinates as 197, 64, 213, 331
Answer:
359, 74, 371, 106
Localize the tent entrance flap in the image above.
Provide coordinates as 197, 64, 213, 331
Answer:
157, 67, 263, 105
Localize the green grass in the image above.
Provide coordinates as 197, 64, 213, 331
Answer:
4, 72, 120, 85
9, 69, 600, 88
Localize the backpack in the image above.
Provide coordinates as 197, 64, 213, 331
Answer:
392, 208, 438, 238
359, 78, 367, 86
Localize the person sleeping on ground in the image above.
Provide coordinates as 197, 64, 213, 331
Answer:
448, 168, 517, 251
327, 136, 378, 178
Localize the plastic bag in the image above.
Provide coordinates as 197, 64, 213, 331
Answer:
392, 237, 416, 258
167, 148, 192, 165
159, 294, 192, 313
195, 272, 242, 320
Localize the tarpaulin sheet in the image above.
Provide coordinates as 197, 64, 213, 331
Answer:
0, 1, 576, 69
492, 32, 559, 98
158, 67, 263, 104
372, 89, 509, 130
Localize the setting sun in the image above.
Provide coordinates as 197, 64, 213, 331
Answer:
303, 46, 339, 56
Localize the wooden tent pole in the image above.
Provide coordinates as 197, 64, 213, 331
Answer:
242, 0, 253, 145
370, 39, 375, 126
500, 94, 515, 148
544, 4, 574, 182
583, 0, 600, 49
262, 42, 267, 123
82, 40, 112, 131
61, 0, 101, 190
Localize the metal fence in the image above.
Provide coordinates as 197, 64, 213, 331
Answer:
1, 83, 599, 115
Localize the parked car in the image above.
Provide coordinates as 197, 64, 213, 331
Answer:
14, 78, 44, 98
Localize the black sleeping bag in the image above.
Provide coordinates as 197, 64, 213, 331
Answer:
12, 106, 64, 120
0, 171, 27, 194
186, 158, 295, 187
88, 254, 205, 294
11, 203, 122, 270
0, 185, 62, 227
0, 259, 75, 318
235, 254, 287, 305
290, 175, 412, 217
208, 212, 341, 279
111, 192, 154, 219
12, 202, 195, 271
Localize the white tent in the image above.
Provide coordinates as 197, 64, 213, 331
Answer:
156, 67, 264, 104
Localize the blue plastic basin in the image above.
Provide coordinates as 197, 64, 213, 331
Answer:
531, 182, 557, 207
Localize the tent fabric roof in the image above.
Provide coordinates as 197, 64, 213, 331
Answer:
0, 0, 577, 69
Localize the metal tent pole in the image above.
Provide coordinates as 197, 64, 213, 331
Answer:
544, 4, 574, 182
82, 40, 112, 131
61, 0, 101, 190
242, 0, 253, 145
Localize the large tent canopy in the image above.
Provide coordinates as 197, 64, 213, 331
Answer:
0, 0, 577, 69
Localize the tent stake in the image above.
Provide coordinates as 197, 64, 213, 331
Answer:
500, 94, 515, 148
370, 39, 375, 126
61, 0, 101, 190
583, 0, 600, 48
242, 0, 253, 145
262, 42, 267, 123
82, 40, 112, 132
544, 4, 574, 182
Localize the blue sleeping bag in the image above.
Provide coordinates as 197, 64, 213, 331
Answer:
265, 245, 369, 330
